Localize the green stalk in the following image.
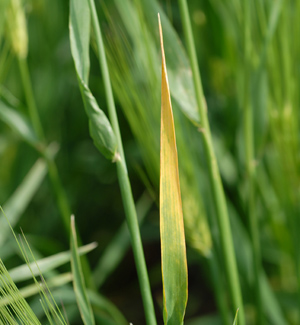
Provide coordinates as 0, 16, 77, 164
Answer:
18, 58, 45, 141
87, 1, 157, 324
18, 57, 70, 234
177, 1, 245, 323
243, 2, 263, 323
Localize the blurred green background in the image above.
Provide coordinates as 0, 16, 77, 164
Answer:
1, 0, 299, 324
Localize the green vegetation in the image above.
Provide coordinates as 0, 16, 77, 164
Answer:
0, 0, 299, 324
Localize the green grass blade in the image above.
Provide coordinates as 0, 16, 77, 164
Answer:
0, 144, 58, 246
233, 308, 239, 325
69, 0, 117, 161
70, 215, 95, 325
8, 243, 97, 283
159, 16, 188, 325
69, 0, 90, 84
0, 100, 39, 147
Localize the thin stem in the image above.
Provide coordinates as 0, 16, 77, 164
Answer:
18, 58, 45, 141
87, 1, 157, 324
18, 57, 71, 234
243, 2, 263, 323
177, 0, 245, 324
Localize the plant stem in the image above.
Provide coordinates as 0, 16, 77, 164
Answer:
243, 2, 263, 323
18, 58, 45, 141
87, 1, 157, 324
18, 57, 71, 233
177, 1, 245, 323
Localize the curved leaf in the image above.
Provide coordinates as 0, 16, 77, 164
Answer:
69, 0, 117, 161
79, 79, 117, 160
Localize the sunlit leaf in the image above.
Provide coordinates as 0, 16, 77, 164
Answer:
159, 15, 188, 325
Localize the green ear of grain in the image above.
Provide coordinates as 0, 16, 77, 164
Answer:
0, 273, 73, 307
6, 0, 28, 59
0, 259, 41, 324
70, 215, 95, 325
69, 0, 117, 161
159, 15, 188, 325
0, 207, 67, 324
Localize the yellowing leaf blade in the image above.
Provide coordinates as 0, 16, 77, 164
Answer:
159, 14, 188, 325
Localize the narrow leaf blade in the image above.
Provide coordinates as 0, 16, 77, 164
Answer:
233, 308, 239, 325
0, 144, 58, 246
70, 215, 95, 325
159, 15, 188, 325
0, 100, 39, 146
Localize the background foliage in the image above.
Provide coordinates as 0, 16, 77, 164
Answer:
0, 0, 299, 324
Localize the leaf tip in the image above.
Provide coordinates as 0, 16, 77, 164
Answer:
158, 13, 164, 60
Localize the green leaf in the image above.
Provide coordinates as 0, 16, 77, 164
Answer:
69, 0, 90, 84
0, 100, 39, 146
69, 0, 117, 161
159, 16, 188, 325
70, 215, 95, 325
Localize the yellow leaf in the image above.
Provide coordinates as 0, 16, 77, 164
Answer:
159, 14, 188, 325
